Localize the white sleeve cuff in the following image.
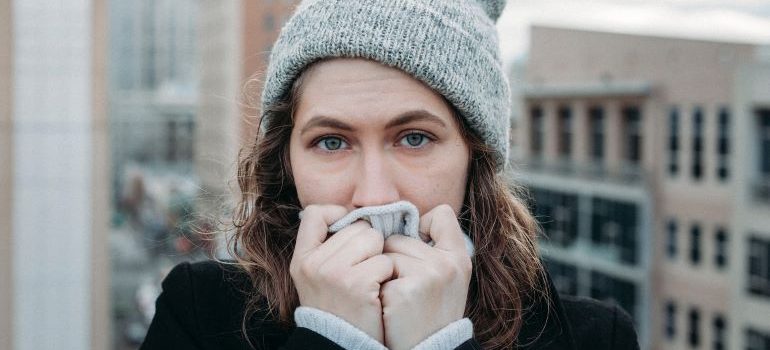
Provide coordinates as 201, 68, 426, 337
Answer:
411, 318, 474, 350
294, 306, 387, 350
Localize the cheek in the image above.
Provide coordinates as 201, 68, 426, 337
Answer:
291, 157, 350, 207
400, 154, 469, 215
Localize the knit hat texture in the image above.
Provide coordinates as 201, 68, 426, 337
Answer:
261, 0, 511, 169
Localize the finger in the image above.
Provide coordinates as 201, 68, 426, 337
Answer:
322, 225, 382, 267
418, 204, 466, 254
311, 220, 371, 259
352, 254, 394, 284
293, 204, 348, 259
383, 252, 422, 279
383, 234, 431, 259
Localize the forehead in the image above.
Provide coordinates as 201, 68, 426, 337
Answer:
293, 58, 456, 126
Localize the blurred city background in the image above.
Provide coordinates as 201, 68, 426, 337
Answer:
1, 0, 769, 349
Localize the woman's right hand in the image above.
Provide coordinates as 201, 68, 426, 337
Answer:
289, 204, 394, 343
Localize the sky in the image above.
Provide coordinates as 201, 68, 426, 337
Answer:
495, 0, 770, 67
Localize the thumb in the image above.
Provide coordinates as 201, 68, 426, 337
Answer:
418, 204, 466, 254
293, 204, 348, 258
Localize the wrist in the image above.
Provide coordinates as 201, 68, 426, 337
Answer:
411, 318, 473, 350
294, 306, 387, 350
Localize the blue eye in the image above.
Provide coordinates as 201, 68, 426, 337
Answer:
400, 133, 430, 148
317, 136, 347, 151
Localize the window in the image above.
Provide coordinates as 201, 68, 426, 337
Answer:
165, 114, 195, 163
530, 188, 579, 248
713, 315, 726, 350
591, 198, 639, 265
665, 301, 677, 340
717, 107, 730, 181
692, 106, 704, 180
715, 227, 728, 269
759, 108, 770, 177
690, 224, 702, 265
589, 106, 605, 161
530, 105, 544, 157
689, 308, 701, 347
622, 105, 642, 163
590, 271, 637, 322
757, 109, 770, 203
545, 259, 578, 295
748, 235, 770, 298
667, 219, 678, 259
746, 328, 770, 350
558, 105, 572, 158
669, 106, 680, 176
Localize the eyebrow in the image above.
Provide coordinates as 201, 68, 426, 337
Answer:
300, 110, 448, 136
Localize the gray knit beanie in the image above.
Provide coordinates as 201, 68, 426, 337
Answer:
261, 0, 511, 170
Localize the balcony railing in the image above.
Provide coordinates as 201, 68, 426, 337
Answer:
519, 157, 646, 185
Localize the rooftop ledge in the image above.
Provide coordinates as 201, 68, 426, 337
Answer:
523, 81, 653, 99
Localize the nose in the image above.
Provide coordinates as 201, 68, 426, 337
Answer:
350, 149, 400, 208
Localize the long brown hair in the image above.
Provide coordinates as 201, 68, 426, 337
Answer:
225, 61, 549, 349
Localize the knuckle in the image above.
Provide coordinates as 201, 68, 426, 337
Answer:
298, 259, 317, 277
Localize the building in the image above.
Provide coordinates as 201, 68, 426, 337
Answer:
196, 0, 298, 220
0, 0, 110, 349
513, 26, 769, 349
733, 60, 770, 350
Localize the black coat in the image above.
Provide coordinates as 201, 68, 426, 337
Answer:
140, 261, 639, 349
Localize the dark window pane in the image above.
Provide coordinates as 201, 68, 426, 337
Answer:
689, 308, 700, 347
558, 106, 572, 157
691, 224, 702, 265
758, 109, 770, 176
746, 328, 770, 350
530, 106, 544, 156
530, 187, 579, 248
590, 106, 605, 161
718, 107, 730, 181
590, 271, 637, 323
665, 301, 677, 339
623, 106, 642, 163
667, 219, 677, 259
591, 197, 639, 265
713, 315, 726, 350
545, 259, 578, 296
747, 235, 770, 298
715, 228, 728, 269
669, 107, 679, 176
693, 107, 704, 180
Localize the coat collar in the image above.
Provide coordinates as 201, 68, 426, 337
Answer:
515, 271, 576, 350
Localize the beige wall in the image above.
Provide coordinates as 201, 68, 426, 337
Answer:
0, 0, 13, 348
91, 0, 110, 348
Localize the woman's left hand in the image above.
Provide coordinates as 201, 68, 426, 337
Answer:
380, 204, 473, 350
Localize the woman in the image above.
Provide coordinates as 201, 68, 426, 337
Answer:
141, 0, 639, 349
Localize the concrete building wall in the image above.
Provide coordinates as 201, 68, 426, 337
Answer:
732, 62, 770, 350
9, 0, 108, 348
518, 26, 764, 350
196, 0, 297, 237
1, 1, 14, 349
197, 0, 243, 217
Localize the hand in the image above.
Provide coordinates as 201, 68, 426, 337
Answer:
380, 204, 473, 350
290, 204, 394, 343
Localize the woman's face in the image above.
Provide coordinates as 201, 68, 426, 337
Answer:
289, 58, 470, 216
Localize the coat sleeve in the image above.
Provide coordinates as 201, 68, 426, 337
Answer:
140, 262, 346, 350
